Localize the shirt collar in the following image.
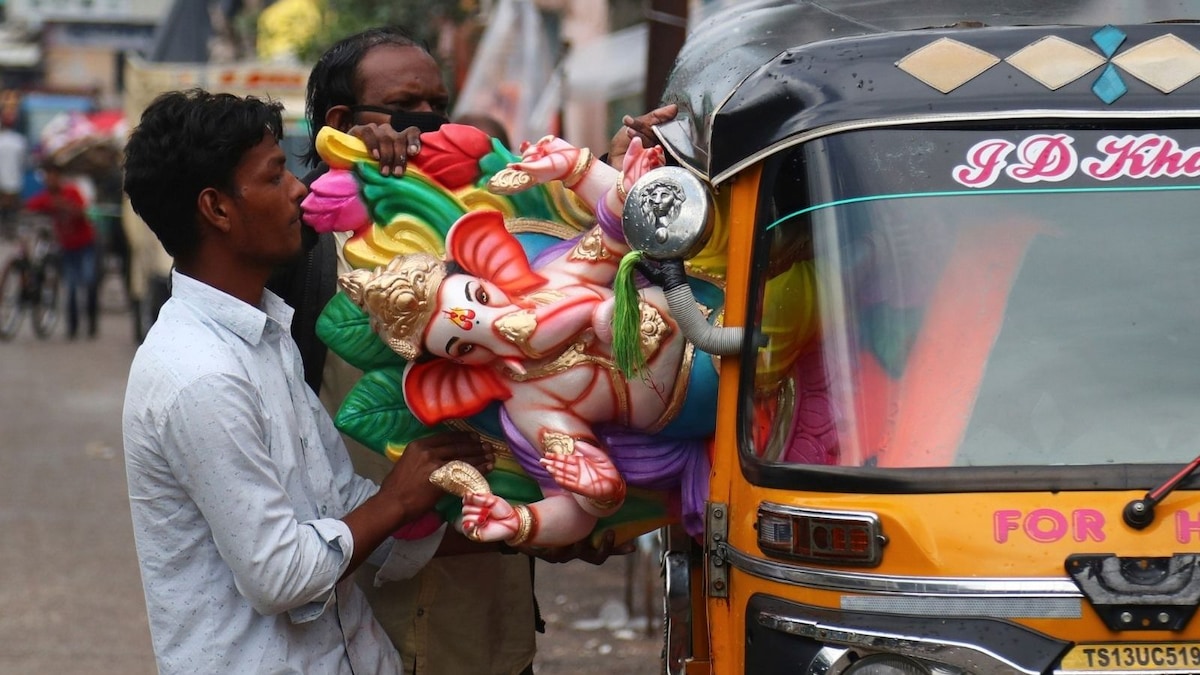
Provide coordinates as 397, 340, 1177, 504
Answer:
171, 270, 294, 345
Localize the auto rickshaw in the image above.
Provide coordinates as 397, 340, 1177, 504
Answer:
623, 1, 1200, 673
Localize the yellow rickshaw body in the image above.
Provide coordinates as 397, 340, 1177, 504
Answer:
653, 4, 1200, 673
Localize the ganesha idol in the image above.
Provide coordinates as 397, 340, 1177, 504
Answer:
304, 124, 720, 548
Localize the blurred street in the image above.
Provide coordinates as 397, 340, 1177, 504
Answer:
0, 241, 663, 674
0, 244, 153, 674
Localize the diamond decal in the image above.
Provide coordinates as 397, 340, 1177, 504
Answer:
1112, 33, 1200, 93
1092, 64, 1127, 104
1092, 25, 1127, 58
896, 38, 1001, 93
1006, 36, 1105, 90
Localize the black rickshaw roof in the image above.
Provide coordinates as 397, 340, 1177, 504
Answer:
657, 0, 1200, 185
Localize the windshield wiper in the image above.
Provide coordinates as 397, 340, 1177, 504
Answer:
1123, 455, 1200, 529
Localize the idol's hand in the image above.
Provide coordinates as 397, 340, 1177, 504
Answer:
616, 137, 666, 203
511, 136, 590, 185
461, 492, 520, 543
540, 445, 624, 508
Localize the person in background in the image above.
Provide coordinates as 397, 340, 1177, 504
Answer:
0, 113, 26, 237
121, 88, 491, 674
273, 24, 679, 675
25, 159, 98, 339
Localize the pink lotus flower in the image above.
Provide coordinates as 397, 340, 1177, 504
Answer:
302, 169, 370, 233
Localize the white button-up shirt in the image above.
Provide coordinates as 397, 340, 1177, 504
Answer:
123, 271, 404, 674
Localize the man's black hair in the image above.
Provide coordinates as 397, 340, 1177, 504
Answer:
122, 88, 284, 263
303, 26, 429, 168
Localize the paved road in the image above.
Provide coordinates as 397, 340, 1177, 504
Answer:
0, 265, 155, 674
0, 256, 664, 674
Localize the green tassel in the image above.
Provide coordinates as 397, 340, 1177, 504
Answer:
612, 250, 647, 378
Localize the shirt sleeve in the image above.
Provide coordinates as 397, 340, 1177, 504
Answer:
303, 375, 443, 578
159, 371, 353, 618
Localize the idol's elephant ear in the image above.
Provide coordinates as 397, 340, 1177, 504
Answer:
446, 210, 546, 295
402, 358, 513, 427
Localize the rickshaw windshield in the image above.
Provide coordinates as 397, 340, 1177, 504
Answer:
746, 125, 1200, 470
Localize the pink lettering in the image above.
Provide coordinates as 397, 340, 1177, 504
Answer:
994, 509, 1022, 543
954, 139, 1014, 188
1148, 137, 1187, 175
1175, 511, 1200, 543
1007, 134, 1077, 183
1024, 508, 1068, 543
1084, 135, 1152, 179
994, 508, 1109, 543
1072, 509, 1106, 542
955, 132, 1200, 185
1082, 134, 1200, 180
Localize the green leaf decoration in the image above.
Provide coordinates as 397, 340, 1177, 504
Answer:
335, 367, 433, 454
358, 162, 466, 237
479, 139, 519, 170
316, 292, 405, 372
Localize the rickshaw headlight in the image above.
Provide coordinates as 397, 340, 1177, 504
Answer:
757, 503, 885, 566
842, 654, 931, 675
621, 165, 714, 261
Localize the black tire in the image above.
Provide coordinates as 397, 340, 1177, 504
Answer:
31, 257, 61, 339
0, 260, 24, 340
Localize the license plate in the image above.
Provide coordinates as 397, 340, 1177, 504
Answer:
1060, 643, 1200, 672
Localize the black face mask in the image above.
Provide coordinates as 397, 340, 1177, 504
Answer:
349, 106, 448, 134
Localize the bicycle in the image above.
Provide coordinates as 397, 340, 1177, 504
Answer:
0, 215, 62, 340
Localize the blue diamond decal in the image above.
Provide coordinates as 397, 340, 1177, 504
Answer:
1092, 25, 1127, 58
1092, 64, 1127, 104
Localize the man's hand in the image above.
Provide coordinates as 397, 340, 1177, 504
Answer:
348, 122, 423, 177
378, 431, 494, 519
521, 529, 635, 565
607, 103, 678, 171
340, 431, 492, 579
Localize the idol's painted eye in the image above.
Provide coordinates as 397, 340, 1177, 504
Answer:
464, 280, 490, 306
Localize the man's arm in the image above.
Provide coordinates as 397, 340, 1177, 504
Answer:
160, 372, 488, 613
338, 431, 493, 579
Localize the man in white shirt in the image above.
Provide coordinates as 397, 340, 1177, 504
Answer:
0, 114, 27, 235
121, 88, 491, 674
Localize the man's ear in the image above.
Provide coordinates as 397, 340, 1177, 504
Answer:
326, 105, 354, 132
197, 187, 232, 233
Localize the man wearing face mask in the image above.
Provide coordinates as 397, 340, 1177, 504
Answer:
271, 25, 679, 675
